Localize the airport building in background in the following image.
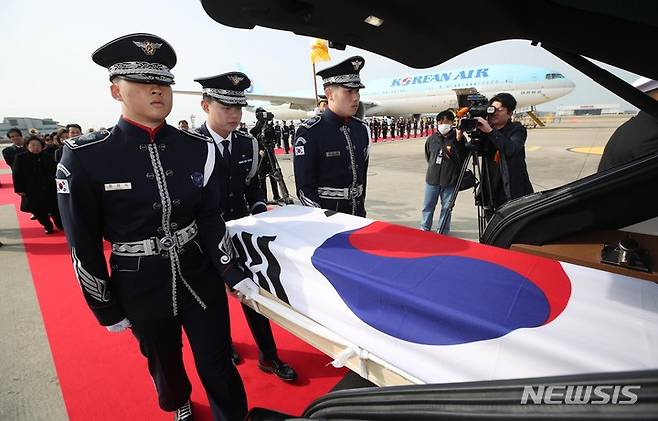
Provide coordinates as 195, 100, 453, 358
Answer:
0, 117, 61, 139
556, 103, 622, 116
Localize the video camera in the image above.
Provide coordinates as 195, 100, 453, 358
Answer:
253, 107, 277, 148
457, 94, 496, 151
255, 107, 274, 123
457, 94, 495, 133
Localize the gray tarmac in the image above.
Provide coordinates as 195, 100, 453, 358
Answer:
276, 115, 628, 241
0, 114, 629, 420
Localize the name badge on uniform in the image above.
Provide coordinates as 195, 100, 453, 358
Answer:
104, 182, 132, 191
295, 145, 305, 156
326, 151, 341, 158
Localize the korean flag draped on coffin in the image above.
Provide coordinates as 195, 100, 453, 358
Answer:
226, 205, 658, 384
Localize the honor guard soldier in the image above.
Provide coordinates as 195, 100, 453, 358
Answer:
317, 94, 328, 114
373, 118, 381, 141
293, 56, 370, 217
288, 121, 295, 145
194, 72, 297, 382
57, 34, 258, 421
281, 120, 290, 154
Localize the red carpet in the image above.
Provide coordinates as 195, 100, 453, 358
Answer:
0, 164, 345, 420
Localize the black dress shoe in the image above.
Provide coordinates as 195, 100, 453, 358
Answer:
230, 345, 241, 365
174, 400, 193, 421
44, 228, 54, 234
258, 358, 297, 382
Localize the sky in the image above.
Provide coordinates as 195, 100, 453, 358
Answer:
0, 0, 645, 130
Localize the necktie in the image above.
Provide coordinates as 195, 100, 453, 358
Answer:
221, 139, 231, 165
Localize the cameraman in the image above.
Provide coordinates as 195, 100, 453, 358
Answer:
474, 93, 533, 214
250, 115, 281, 202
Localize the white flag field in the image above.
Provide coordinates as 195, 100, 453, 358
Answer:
227, 205, 658, 384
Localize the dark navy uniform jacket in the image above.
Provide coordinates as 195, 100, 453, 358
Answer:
293, 108, 370, 217
197, 123, 266, 221
57, 117, 247, 326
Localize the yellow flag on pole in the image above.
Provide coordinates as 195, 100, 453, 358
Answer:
310, 39, 331, 64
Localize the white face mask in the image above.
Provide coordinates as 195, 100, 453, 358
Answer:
437, 123, 452, 135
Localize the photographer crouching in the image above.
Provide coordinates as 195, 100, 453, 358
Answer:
473, 93, 533, 218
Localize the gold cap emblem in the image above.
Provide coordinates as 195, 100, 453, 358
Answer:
133, 41, 162, 56
227, 75, 245, 86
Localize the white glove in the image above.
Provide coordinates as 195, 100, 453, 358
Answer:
106, 317, 131, 333
233, 278, 260, 300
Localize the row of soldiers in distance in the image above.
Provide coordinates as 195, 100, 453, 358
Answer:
182, 114, 437, 151
366, 116, 437, 141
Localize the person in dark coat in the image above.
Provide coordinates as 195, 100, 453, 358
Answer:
598, 78, 658, 172
474, 93, 533, 217
273, 122, 282, 148
12, 136, 62, 233
281, 120, 290, 154
2, 128, 25, 167
421, 110, 466, 234
288, 121, 295, 144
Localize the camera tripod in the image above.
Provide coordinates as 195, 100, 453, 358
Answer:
260, 144, 294, 205
438, 138, 497, 240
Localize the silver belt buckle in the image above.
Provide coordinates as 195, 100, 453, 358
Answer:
350, 186, 359, 198
159, 236, 176, 251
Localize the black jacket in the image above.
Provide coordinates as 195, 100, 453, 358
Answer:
43, 144, 60, 164
424, 130, 466, 187
598, 111, 658, 172
12, 150, 58, 213
57, 117, 248, 325
481, 120, 533, 207
3, 144, 25, 167
197, 123, 266, 221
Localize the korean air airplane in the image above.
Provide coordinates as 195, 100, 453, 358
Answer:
174, 64, 575, 120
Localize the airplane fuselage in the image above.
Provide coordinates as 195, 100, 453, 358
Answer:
366, 64, 574, 116
266, 64, 575, 120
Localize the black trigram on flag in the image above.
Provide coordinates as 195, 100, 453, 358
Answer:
232, 232, 290, 305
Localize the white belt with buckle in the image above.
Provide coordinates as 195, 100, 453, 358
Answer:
111, 221, 198, 256
317, 185, 364, 200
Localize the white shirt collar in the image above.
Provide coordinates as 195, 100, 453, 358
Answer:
206, 123, 233, 152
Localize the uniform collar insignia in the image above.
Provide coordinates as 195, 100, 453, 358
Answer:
133, 40, 163, 55
227, 75, 245, 86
